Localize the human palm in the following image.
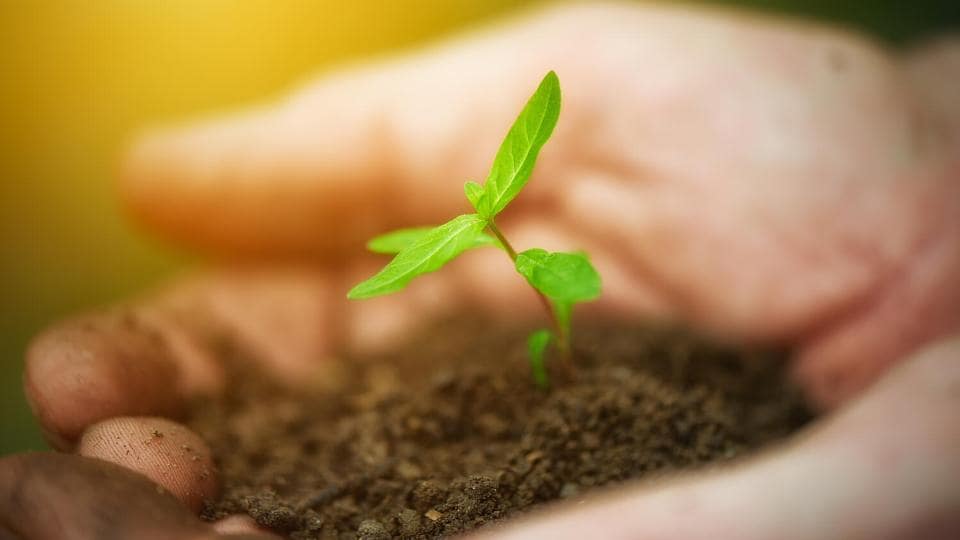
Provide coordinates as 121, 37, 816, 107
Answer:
5, 4, 960, 539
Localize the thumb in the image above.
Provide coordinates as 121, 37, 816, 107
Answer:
121, 5, 583, 260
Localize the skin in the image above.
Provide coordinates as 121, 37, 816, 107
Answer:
5, 2, 960, 538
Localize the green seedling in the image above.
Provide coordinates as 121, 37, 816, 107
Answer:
348, 71, 601, 388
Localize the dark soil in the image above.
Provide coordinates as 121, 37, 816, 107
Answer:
189, 318, 811, 539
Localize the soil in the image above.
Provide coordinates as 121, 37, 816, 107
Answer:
189, 318, 812, 539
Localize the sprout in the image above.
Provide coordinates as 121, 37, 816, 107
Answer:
349, 72, 600, 388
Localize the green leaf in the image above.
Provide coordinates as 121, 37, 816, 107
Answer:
527, 329, 552, 390
367, 226, 498, 254
366, 227, 433, 254
348, 214, 486, 299
515, 248, 601, 303
478, 71, 561, 217
464, 181, 485, 212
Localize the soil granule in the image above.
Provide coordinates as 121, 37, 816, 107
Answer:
189, 318, 812, 538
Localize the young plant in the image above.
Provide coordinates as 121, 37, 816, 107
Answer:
348, 71, 600, 388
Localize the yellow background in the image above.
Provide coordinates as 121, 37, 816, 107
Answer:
0, 1, 954, 454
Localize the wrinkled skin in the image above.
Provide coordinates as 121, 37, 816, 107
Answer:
5, 3, 960, 539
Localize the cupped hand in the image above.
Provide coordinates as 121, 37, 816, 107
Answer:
10, 3, 960, 539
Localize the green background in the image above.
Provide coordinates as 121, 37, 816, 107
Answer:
1, 0, 956, 455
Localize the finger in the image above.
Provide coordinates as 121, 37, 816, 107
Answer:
475, 335, 960, 540
119, 4, 577, 259
0, 453, 215, 540
24, 269, 335, 449
793, 212, 960, 408
141, 269, 337, 387
77, 417, 217, 512
25, 310, 184, 449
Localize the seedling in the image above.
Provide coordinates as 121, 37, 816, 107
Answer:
348, 72, 601, 388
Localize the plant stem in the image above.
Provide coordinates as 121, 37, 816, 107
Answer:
487, 220, 572, 367
487, 220, 518, 260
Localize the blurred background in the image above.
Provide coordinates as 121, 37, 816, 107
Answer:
1, 0, 957, 454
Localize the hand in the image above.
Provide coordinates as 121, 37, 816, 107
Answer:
9, 3, 960, 538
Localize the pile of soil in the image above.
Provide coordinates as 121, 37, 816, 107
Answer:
189, 318, 811, 539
